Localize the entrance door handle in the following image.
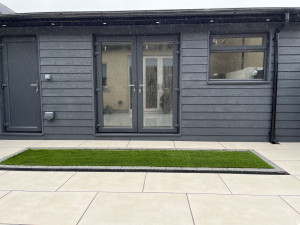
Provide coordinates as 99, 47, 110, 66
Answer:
30, 81, 39, 93
138, 81, 143, 94
128, 81, 136, 93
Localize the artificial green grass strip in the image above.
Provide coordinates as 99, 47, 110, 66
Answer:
0, 149, 273, 169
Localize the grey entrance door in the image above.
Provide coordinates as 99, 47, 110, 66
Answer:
2, 37, 42, 132
95, 36, 179, 133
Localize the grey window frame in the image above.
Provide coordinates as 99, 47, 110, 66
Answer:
207, 33, 270, 84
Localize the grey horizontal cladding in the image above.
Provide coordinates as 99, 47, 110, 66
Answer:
51, 112, 93, 120
276, 113, 300, 121
182, 32, 208, 41
182, 65, 207, 73
182, 128, 269, 136
182, 89, 272, 97
277, 136, 300, 141
276, 105, 300, 112
182, 49, 207, 57
41, 65, 92, 74
279, 55, 300, 63
179, 135, 269, 142
280, 28, 300, 38
182, 40, 208, 49
41, 74, 92, 82
40, 58, 92, 66
276, 129, 300, 137
182, 73, 207, 81
182, 57, 207, 65
278, 47, 300, 55
182, 81, 272, 89
44, 127, 93, 135
182, 112, 271, 121
278, 72, 300, 80
182, 96, 272, 105
43, 97, 93, 104
276, 121, 300, 129
182, 105, 272, 113
43, 104, 93, 112
40, 50, 92, 58
279, 63, 300, 72
39, 35, 90, 42
277, 80, 300, 88
39, 41, 91, 50
43, 119, 93, 127
42, 89, 92, 97
277, 96, 300, 105
182, 120, 270, 128
277, 88, 300, 96
42, 81, 92, 89
279, 38, 300, 47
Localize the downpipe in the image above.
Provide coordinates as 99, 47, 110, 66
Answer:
270, 12, 290, 144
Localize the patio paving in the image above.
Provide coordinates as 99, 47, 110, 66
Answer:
0, 140, 299, 225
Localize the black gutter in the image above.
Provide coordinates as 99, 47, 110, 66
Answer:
270, 12, 290, 144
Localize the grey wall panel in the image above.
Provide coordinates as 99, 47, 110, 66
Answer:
40, 58, 92, 66
276, 26, 300, 141
40, 49, 92, 58
39, 35, 94, 137
40, 42, 91, 50
40, 74, 92, 82
180, 29, 274, 141
40, 65, 92, 73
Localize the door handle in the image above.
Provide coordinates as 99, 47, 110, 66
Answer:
30, 81, 39, 93
128, 81, 136, 93
138, 81, 143, 94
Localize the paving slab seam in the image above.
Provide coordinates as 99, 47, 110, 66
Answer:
0, 171, 8, 177
279, 196, 300, 215
292, 175, 300, 182
0, 191, 11, 201
55, 172, 77, 192
76, 192, 98, 225
217, 174, 233, 194
186, 194, 196, 225
142, 172, 147, 192
76, 140, 89, 148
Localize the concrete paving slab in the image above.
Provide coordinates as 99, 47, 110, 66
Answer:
78, 140, 130, 148
272, 142, 300, 150
127, 141, 175, 149
31, 140, 86, 148
255, 149, 300, 160
220, 142, 277, 150
281, 196, 300, 213
220, 174, 300, 195
272, 160, 300, 175
144, 173, 231, 194
0, 147, 25, 159
0, 171, 75, 191
188, 194, 300, 225
174, 141, 224, 149
78, 193, 194, 225
0, 140, 41, 148
59, 172, 145, 192
0, 191, 95, 225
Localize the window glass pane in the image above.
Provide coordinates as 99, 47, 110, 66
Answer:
209, 52, 264, 79
101, 42, 132, 127
212, 37, 263, 47
142, 41, 173, 128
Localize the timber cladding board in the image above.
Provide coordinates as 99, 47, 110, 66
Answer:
276, 27, 300, 140
39, 35, 94, 134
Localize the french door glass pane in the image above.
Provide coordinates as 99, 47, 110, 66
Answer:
142, 41, 173, 128
101, 42, 132, 127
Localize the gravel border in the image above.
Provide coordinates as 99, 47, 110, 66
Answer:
0, 147, 289, 175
